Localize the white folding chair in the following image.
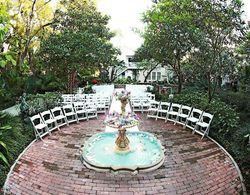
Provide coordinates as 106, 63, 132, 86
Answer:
96, 97, 107, 114
156, 102, 171, 120
73, 102, 88, 121
131, 97, 143, 113
166, 103, 182, 123
147, 101, 161, 119
141, 97, 151, 113
174, 105, 192, 126
61, 94, 73, 105
40, 110, 59, 132
193, 112, 214, 139
85, 102, 98, 120
62, 104, 79, 124
30, 114, 50, 140
185, 108, 203, 130
50, 107, 68, 127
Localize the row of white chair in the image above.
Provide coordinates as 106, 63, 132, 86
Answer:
146, 101, 213, 139
30, 104, 98, 140
61, 94, 111, 106
130, 93, 156, 113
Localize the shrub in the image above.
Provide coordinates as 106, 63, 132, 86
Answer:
25, 92, 62, 116
218, 91, 250, 121
114, 77, 136, 84
0, 115, 34, 187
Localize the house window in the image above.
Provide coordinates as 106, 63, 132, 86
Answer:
152, 72, 156, 80
148, 73, 151, 80
157, 72, 161, 81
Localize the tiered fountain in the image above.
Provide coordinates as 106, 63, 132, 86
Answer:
81, 90, 165, 173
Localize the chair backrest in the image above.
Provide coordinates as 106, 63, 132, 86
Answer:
150, 101, 160, 109
169, 103, 182, 112
62, 94, 73, 103
73, 102, 85, 111
40, 110, 53, 122
51, 107, 64, 117
190, 108, 203, 119
74, 94, 85, 102
180, 105, 192, 115
30, 114, 44, 127
200, 112, 213, 124
85, 101, 97, 109
159, 102, 171, 110
62, 104, 74, 114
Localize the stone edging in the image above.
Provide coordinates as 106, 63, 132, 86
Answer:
207, 136, 247, 195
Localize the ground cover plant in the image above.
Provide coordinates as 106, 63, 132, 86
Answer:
0, 114, 34, 190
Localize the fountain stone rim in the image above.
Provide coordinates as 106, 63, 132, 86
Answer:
81, 131, 165, 173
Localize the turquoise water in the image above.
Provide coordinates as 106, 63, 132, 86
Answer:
82, 132, 164, 170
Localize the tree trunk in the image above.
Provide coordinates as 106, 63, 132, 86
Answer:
110, 67, 116, 82
67, 71, 77, 93
177, 74, 182, 93
208, 73, 212, 103
143, 63, 159, 82
176, 57, 182, 93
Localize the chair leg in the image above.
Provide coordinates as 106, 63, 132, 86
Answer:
165, 114, 169, 123
46, 127, 52, 136
192, 124, 198, 134
174, 116, 178, 125
184, 120, 188, 129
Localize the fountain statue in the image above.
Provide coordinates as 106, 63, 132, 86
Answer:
114, 90, 131, 152
81, 88, 165, 173
115, 126, 130, 152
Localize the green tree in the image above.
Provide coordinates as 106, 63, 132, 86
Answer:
137, 0, 196, 93
188, 0, 245, 101
237, 30, 250, 92
39, 0, 119, 92
0, 0, 55, 102
138, 0, 245, 99
6, 0, 54, 70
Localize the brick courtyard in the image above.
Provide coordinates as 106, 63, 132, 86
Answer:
4, 114, 243, 195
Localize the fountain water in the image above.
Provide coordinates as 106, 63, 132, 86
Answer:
81, 89, 165, 173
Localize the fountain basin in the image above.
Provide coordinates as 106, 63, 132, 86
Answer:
81, 132, 165, 173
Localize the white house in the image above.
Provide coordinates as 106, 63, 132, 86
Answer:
113, 55, 173, 83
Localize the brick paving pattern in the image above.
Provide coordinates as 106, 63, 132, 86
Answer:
5, 114, 243, 194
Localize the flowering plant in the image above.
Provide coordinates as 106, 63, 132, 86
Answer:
104, 111, 139, 128
114, 90, 131, 101
91, 79, 98, 85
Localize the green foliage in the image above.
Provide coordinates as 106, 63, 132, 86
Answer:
84, 84, 94, 94
0, 112, 11, 166
0, 115, 34, 187
172, 92, 240, 135
238, 31, 250, 64
25, 92, 62, 116
218, 91, 250, 121
239, 65, 250, 93
138, 0, 245, 98
114, 77, 136, 84
39, 0, 120, 92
